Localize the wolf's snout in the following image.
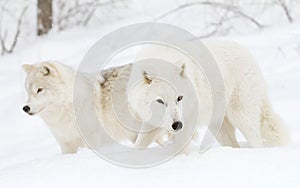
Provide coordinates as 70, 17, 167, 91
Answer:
172, 121, 183, 132
23, 105, 30, 113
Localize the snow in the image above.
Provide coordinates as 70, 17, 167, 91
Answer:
1, 147, 300, 188
1, 1, 300, 187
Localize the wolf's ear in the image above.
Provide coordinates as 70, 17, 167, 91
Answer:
22, 64, 33, 74
41, 66, 51, 76
173, 60, 186, 78
180, 63, 186, 78
97, 75, 105, 84
41, 63, 58, 76
143, 71, 152, 84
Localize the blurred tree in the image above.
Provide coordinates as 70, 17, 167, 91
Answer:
0, 2, 28, 55
54, 0, 116, 31
276, 0, 293, 23
37, 0, 53, 36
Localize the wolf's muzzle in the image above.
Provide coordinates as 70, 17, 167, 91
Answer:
172, 121, 183, 132
23, 105, 30, 113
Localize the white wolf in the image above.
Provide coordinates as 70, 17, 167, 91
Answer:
132, 40, 291, 149
22, 62, 144, 154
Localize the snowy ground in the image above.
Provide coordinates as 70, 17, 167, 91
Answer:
1, 10, 300, 188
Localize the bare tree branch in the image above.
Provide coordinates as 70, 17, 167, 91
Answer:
0, 30, 8, 55
156, 1, 264, 29
277, 0, 293, 23
194, 12, 232, 39
55, 0, 119, 31
0, 6, 28, 54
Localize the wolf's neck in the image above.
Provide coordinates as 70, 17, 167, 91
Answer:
40, 101, 74, 124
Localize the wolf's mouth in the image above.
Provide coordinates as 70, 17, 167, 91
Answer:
28, 106, 46, 116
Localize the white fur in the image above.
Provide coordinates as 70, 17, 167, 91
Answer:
133, 40, 291, 151
22, 62, 139, 154
23, 62, 85, 153
22, 40, 291, 154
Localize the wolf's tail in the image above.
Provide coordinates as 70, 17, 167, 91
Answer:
260, 98, 291, 146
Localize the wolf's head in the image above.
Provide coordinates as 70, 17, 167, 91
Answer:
130, 70, 184, 133
22, 61, 72, 116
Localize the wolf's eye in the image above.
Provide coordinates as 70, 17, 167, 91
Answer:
177, 95, 183, 102
156, 99, 164, 105
37, 88, 43, 94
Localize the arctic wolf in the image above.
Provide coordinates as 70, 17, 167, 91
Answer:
22, 62, 142, 153
133, 40, 291, 149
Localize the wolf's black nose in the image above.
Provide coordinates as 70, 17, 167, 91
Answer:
172, 121, 183, 131
23, 105, 30, 113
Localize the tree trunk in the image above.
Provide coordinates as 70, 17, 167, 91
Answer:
37, 0, 53, 36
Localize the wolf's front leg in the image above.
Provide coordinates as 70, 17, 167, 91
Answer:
60, 142, 78, 154
135, 127, 165, 148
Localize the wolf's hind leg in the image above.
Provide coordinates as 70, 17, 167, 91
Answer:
214, 116, 240, 148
